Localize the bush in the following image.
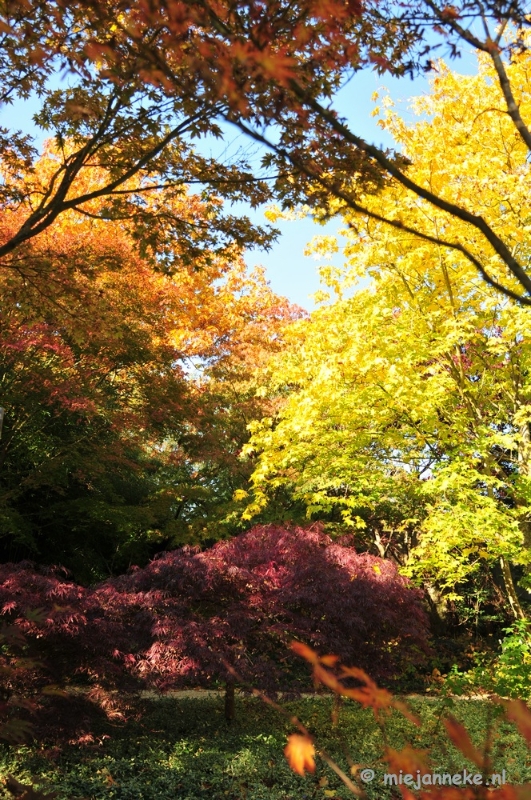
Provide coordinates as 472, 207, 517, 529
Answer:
106, 524, 430, 693
0, 525, 430, 734
445, 620, 531, 700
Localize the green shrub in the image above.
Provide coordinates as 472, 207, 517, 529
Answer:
445, 620, 531, 700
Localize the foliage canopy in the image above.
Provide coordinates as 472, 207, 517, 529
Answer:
244, 55, 531, 621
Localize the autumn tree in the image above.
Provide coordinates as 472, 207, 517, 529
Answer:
3, 1, 531, 300
4, 1, 531, 305
0, 2, 285, 271
107, 524, 430, 695
0, 152, 300, 580
0, 524, 430, 732
243, 58, 531, 623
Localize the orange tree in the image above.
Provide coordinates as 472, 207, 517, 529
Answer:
0, 153, 300, 580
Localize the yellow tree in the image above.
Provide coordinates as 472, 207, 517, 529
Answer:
245, 56, 531, 619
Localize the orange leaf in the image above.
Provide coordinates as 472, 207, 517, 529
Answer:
284, 734, 316, 776
340, 664, 375, 687
511, 786, 531, 799
443, 715, 483, 768
440, 5, 460, 19
313, 662, 344, 693
505, 699, 531, 744
392, 699, 421, 727
28, 45, 47, 65
345, 0, 363, 16
321, 654, 340, 667
385, 745, 429, 778
291, 641, 319, 664
254, 49, 295, 84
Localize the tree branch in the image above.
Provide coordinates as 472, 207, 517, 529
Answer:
229, 115, 531, 305
423, 0, 531, 152
0, 109, 214, 260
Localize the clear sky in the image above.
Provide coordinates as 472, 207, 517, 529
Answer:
1, 51, 478, 311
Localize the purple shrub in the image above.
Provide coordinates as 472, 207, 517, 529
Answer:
106, 524, 430, 693
0, 525, 430, 734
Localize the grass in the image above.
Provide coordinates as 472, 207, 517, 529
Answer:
1, 694, 531, 799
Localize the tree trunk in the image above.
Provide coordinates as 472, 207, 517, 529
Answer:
224, 680, 235, 721
500, 556, 526, 620
424, 585, 449, 633
518, 420, 531, 552
483, 424, 530, 620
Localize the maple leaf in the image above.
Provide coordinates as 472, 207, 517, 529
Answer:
290, 641, 320, 664
443, 716, 483, 768
345, 0, 363, 17
253, 49, 295, 84
440, 5, 460, 19
284, 734, 316, 775
386, 744, 429, 778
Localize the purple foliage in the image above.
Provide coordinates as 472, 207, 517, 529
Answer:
0, 561, 140, 735
0, 525, 430, 724
105, 524, 430, 692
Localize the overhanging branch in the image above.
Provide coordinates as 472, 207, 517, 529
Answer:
227, 115, 531, 305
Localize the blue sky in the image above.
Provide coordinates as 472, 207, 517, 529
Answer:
1, 53, 478, 311
187, 66, 435, 310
